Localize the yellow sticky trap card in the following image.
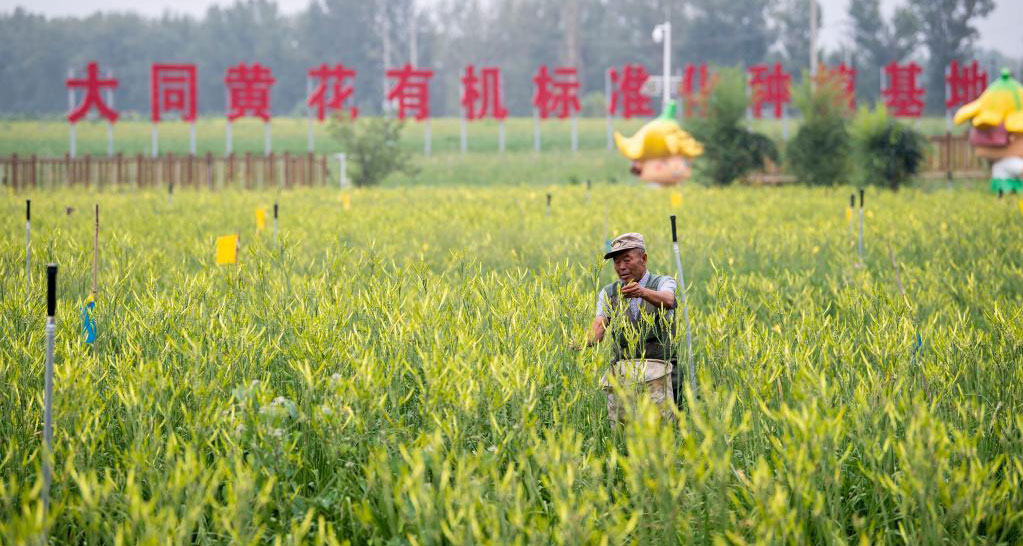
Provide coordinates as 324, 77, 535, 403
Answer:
215, 234, 239, 265
256, 208, 267, 231
671, 191, 683, 208
845, 207, 853, 223
341, 193, 351, 211
1018, 200, 1023, 216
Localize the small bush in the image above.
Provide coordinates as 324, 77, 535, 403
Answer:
689, 68, 779, 185
850, 104, 928, 190
328, 113, 418, 187
787, 73, 851, 186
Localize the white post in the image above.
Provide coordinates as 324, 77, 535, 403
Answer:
306, 77, 315, 153
605, 68, 613, 150
189, 123, 196, 156
106, 123, 114, 158
809, 0, 818, 82
499, 120, 505, 153
533, 109, 541, 152
653, 21, 671, 109
151, 125, 159, 158
68, 68, 76, 158
225, 122, 233, 156
944, 64, 953, 132
571, 115, 578, 152
264, 122, 272, 157
106, 69, 115, 157
336, 153, 347, 189
424, 119, 431, 155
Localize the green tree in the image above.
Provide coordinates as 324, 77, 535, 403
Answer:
771, 0, 822, 76
848, 0, 920, 107
909, 0, 994, 113
787, 74, 851, 186
329, 114, 418, 187
849, 104, 927, 190
689, 68, 779, 185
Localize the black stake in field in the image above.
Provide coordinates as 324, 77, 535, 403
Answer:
42, 264, 57, 536
670, 215, 696, 400
25, 200, 31, 297
274, 202, 279, 247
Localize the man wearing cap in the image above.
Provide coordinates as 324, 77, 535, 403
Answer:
587, 232, 679, 397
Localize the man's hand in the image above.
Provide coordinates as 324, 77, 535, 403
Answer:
620, 281, 646, 299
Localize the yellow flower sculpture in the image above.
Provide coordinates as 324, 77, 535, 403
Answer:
614, 101, 703, 186
954, 69, 1023, 131
953, 69, 1023, 193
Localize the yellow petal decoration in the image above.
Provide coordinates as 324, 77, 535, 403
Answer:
954, 69, 1023, 130
614, 102, 703, 161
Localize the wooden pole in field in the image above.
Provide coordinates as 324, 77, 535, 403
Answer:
25, 200, 31, 298
42, 264, 57, 528
670, 215, 696, 400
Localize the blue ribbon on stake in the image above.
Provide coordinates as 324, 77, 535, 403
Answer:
82, 296, 96, 343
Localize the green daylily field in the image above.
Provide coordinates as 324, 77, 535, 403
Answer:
2, 183, 1023, 544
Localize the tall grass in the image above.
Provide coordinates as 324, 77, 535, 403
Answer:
1, 184, 1021, 544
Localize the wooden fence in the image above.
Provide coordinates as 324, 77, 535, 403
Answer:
0, 152, 333, 191
0, 134, 993, 190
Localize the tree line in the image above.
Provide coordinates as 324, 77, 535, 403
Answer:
0, 0, 1010, 117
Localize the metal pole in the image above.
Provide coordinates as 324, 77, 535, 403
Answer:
189, 123, 196, 156
809, 0, 818, 81
336, 153, 347, 189
225, 122, 233, 156
68, 68, 76, 158
42, 264, 57, 523
605, 68, 613, 150
571, 114, 578, 152
848, 193, 855, 239
26, 200, 31, 297
533, 109, 541, 153
264, 122, 272, 157
306, 77, 315, 153
670, 215, 696, 399
152, 124, 159, 158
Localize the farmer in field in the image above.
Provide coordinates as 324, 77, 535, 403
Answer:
587, 233, 683, 409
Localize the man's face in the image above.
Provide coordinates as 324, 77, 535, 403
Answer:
612, 249, 647, 283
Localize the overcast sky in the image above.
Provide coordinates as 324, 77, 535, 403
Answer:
2, 0, 1020, 57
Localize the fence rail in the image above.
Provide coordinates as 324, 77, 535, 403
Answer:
0, 134, 991, 190
1, 152, 333, 191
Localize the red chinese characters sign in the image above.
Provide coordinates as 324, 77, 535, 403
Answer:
151, 63, 197, 123
225, 62, 275, 122
748, 63, 791, 119
533, 66, 580, 119
882, 61, 924, 117
679, 63, 712, 118
308, 64, 358, 121
386, 64, 434, 120
609, 64, 653, 119
461, 65, 507, 120
66, 61, 119, 123
945, 60, 987, 110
